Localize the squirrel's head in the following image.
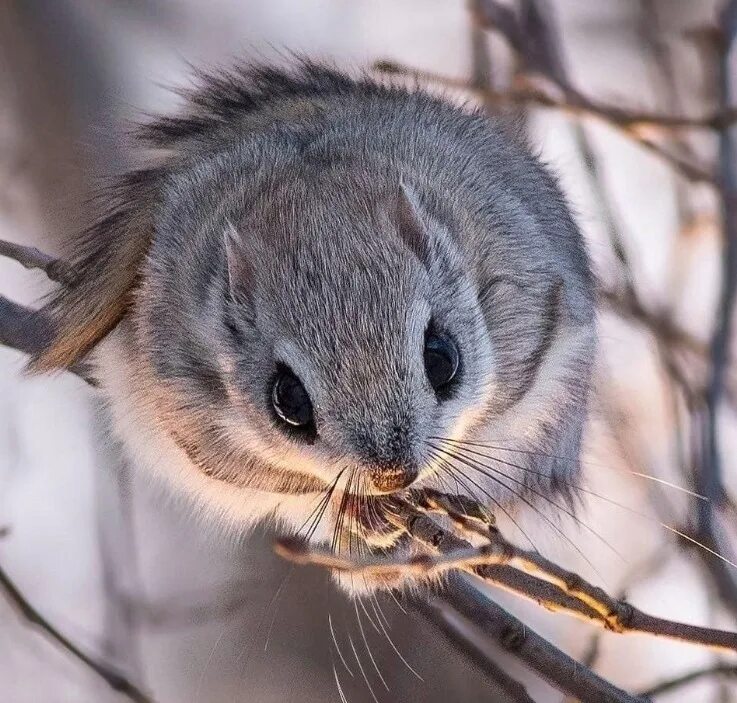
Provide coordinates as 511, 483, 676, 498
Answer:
141, 166, 494, 497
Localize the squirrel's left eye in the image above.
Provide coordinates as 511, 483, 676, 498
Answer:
424, 331, 460, 397
272, 368, 314, 433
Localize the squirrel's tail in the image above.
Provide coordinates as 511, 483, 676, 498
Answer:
28, 168, 160, 374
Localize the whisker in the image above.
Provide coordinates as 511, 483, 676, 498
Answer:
670, 528, 737, 569
440, 441, 737, 578
329, 613, 354, 677
263, 568, 294, 652
368, 591, 392, 631
381, 577, 409, 615
355, 599, 390, 691
628, 472, 708, 500
367, 593, 423, 681
332, 660, 350, 703
431, 442, 607, 577
433, 436, 707, 500
427, 447, 538, 552
234, 565, 295, 678
303, 468, 345, 544
349, 473, 362, 556
297, 474, 337, 537
194, 621, 230, 701
436, 440, 624, 558
333, 469, 356, 555
358, 589, 382, 635
348, 632, 380, 703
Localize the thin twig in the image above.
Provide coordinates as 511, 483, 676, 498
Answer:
375, 57, 732, 130
0, 239, 71, 283
472, 0, 737, 130
374, 60, 716, 184
0, 561, 152, 703
467, 0, 495, 116
277, 497, 737, 653
0, 239, 91, 381
0, 295, 55, 360
639, 662, 737, 698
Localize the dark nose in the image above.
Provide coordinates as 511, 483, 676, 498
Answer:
369, 463, 419, 494
352, 421, 418, 493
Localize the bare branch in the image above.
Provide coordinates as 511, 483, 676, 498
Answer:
0, 295, 94, 384
374, 60, 717, 184
0, 561, 152, 703
0, 295, 54, 360
0, 239, 71, 283
374, 58, 733, 130
278, 496, 737, 654
420, 575, 647, 703
467, 0, 495, 117
0, 240, 93, 382
639, 662, 737, 698
694, 0, 737, 613
472, 0, 737, 128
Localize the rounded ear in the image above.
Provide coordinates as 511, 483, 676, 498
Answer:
395, 180, 432, 266
28, 168, 161, 373
224, 220, 255, 301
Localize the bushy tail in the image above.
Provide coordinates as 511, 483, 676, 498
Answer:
28, 168, 161, 373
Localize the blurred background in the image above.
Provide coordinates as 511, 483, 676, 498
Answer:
1, 0, 736, 701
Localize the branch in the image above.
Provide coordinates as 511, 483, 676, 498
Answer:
0, 239, 71, 283
0, 295, 55, 360
374, 60, 716, 184
279, 487, 737, 703
420, 575, 646, 703
602, 289, 708, 359
0, 561, 152, 703
472, 1, 737, 128
639, 662, 737, 698
279, 499, 737, 653
413, 589, 536, 703
0, 239, 92, 383
695, 0, 737, 613
375, 57, 731, 130
467, 0, 496, 117
0, 295, 94, 383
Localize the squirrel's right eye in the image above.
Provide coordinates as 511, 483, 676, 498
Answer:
271, 368, 315, 436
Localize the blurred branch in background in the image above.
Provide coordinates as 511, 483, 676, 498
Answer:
700, 0, 737, 615
0, 560, 151, 703
639, 661, 737, 698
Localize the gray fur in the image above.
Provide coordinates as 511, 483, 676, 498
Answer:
34, 60, 596, 545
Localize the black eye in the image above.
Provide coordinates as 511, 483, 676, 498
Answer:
424, 331, 460, 398
272, 367, 314, 433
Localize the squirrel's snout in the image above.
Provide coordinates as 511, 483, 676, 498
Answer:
349, 418, 421, 493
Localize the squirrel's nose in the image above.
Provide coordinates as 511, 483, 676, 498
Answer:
368, 463, 419, 494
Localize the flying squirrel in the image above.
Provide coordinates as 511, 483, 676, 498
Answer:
30, 61, 596, 591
